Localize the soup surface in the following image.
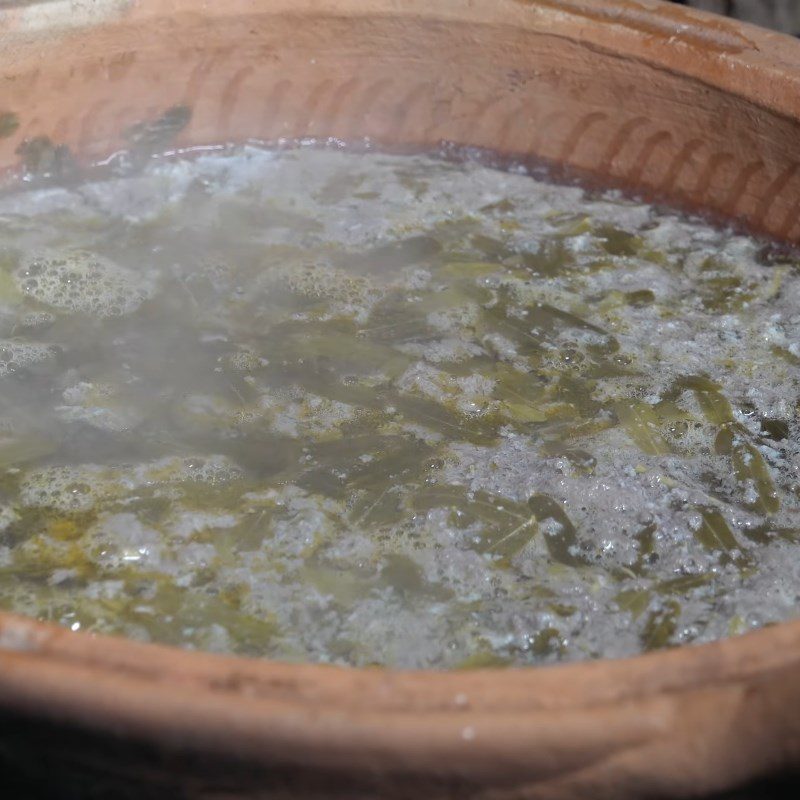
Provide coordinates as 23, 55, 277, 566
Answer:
0, 146, 798, 668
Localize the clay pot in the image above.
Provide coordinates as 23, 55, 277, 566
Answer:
1, 2, 800, 798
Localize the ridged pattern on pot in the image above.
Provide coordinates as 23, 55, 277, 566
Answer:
1, 1, 800, 244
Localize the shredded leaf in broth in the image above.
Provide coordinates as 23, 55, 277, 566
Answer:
0, 146, 798, 668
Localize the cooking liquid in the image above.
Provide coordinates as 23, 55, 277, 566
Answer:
0, 146, 798, 668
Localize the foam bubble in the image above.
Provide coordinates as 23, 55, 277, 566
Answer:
164, 455, 244, 485
0, 505, 19, 533
397, 338, 485, 364
0, 339, 58, 377
20, 455, 244, 513
56, 381, 143, 433
273, 262, 384, 323
15, 249, 152, 317
19, 464, 109, 512
263, 387, 359, 440
15, 311, 56, 332
396, 362, 497, 417
90, 513, 164, 571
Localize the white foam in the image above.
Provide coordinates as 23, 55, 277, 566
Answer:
15, 249, 152, 317
0, 339, 57, 377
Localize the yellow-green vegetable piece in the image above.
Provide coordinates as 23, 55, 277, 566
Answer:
614, 400, 673, 455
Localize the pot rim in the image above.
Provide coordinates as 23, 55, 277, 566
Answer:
2, 1, 800, 793
2, 610, 800, 770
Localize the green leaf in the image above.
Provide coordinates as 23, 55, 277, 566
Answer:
614, 400, 673, 455
641, 600, 680, 650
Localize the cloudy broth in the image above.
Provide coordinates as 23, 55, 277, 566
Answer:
0, 146, 798, 668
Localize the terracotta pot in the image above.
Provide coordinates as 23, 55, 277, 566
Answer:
1, 2, 800, 798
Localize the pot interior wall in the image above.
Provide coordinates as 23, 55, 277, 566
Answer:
1, 2, 800, 242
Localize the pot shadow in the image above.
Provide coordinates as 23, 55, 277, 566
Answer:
4, 770, 799, 799
1, 705, 798, 800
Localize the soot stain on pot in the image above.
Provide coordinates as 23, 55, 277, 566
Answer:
125, 104, 193, 155
0, 112, 19, 139
15, 136, 78, 183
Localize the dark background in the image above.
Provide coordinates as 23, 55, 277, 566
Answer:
3, 760, 799, 800
674, 0, 800, 34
